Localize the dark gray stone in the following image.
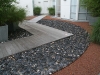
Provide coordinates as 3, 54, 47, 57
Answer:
8, 28, 33, 41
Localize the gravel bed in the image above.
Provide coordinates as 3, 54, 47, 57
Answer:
8, 28, 33, 41
0, 19, 90, 75
0, 28, 33, 43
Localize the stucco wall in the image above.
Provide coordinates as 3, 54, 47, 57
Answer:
34, 0, 53, 14
16, 0, 33, 16
61, 0, 71, 19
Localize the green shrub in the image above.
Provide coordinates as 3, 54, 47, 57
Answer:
91, 18, 100, 44
6, 5, 26, 31
8, 5, 26, 22
48, 7, 55, 15
0, 0, 16, 26
81, 0, 100, 17
33, 7, 41, 15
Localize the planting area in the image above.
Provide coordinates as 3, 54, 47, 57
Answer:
0, 20, 89, 75
0, 28, 33, 43
8, 28, 33, 41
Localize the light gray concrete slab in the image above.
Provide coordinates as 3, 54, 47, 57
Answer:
28, 15, 46, 23
10, 41, 22, 53
0, 44, 4, 58
4, 43, 13, 55
0, 44, 9, 57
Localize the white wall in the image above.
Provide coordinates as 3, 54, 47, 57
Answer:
34, 0, 53, 14
16, 0, 33, 16
61, 0, 71, 19
59, 0, 90, 21
70, 0, 79, 20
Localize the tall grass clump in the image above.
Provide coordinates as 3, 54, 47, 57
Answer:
91, 18, 100, 44
48, 7, 55, 15
33, 7, 41, 15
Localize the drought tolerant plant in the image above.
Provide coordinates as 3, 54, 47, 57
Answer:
82, 0, 100, 44
81, 0, 100, 17
7, 5, 26, 31
91, 18, 100, 44
33, 7, 41, 15
0, 0, 16, 42
48, 7, 55, 15
0, 0, 16, 26
7, 5, 26, 23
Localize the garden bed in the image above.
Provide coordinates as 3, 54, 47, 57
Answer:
0, 28, 33, 43
0, 19, 90, 75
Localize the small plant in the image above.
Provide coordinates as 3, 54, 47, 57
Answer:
6, 5, 26, 31
0, 0, 16, 26
48, 7, 55, 15
33, 7, 41, 15
91, 18, 100, 44
8, 5, 26, 22
81, 0, 100, 17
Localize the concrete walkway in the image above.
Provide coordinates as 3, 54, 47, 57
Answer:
28, 15, 46, 23
0, 19, 72, 58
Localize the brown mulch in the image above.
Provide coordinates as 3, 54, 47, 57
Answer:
27, 16, 100, 75
25, 16, 36, 20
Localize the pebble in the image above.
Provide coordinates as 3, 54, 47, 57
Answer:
0, 28, 33, 44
